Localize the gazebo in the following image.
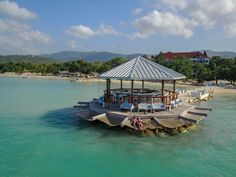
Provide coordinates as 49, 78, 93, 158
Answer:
76, 56, 212, 133
100, 56, 186, 105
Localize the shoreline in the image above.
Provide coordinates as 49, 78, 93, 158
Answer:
1, 73, 236, 94
0, 73, 105, 82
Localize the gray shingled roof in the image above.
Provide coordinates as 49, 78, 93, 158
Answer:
100, 56, 186, 80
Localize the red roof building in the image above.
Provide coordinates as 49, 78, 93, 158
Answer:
159, 51, 209, 63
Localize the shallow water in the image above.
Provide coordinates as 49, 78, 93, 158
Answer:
0, 77, 235, 177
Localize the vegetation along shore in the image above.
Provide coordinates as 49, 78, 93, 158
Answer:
0, 55, 235, 86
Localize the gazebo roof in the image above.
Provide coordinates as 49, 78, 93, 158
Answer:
100, 56, 186, 80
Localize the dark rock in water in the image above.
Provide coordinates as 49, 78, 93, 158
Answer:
185, 124, 192, 129
187, 124, 197, 130
163, 127, 171, 134
155, 129, 159, 135
179, 127, 187, 133
170, 128, 179, 136
158, 131, 168, 137
156, 125, 163, 129
126, 127, 143, 136
145, 129, 155, 136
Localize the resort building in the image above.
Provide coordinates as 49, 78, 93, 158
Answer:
158, 51, 210, 64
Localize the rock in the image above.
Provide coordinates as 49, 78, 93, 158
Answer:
145, 129, 155, 136
163, 127, 172, 134
156, 125, 163, 129
170, 128, 179, 136
187, 124, 197, 130
158, 131, 169, 137
155, 129, 159, 135
179, 127, 187, 133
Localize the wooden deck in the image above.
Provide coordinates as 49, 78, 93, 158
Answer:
89, 100, 192, 118
75, 100, 212, 129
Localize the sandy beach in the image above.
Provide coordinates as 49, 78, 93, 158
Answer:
0, 73, 105, 82
1, 73, 235, 94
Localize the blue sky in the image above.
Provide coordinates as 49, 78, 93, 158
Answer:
0, 0, 236, 55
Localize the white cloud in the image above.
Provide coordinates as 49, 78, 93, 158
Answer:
127, 32, 147, 40
133, 10, 195, 39
187, 0, 236, 37
0, 18, 51, 54
132, 8, 143, 15
96, 23, 119, 35
161, 0, 187, 10
224, 23, 236, 38
66, 25, 95, 38
66, 23, 119, 38
67, 40, 82, 49
18, 30, 50, 44
159, 0, 236, 37
187, 0, 236, 29
0, 0, 37, 20
0, 18, 30, 32
143, 0, 236, 37
0, 1, 51, 54
141, 0, 236, 38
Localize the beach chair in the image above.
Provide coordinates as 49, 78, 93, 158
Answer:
138, 103, 152, 113
151, 103, 166, 112
98, 96, 105, 107
176, 89, 182, 94
175, 99, 183, 106
120, 103, 134, 112
170, 100, 178, 109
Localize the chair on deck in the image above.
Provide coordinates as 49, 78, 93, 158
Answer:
98, 96, 105, 107
176, 89, 186, 94
138, 103, 152, 113
175, 99, 183, 106
120, 103, 134, 112
170, 100, 178, 109
151, 103, 167, 112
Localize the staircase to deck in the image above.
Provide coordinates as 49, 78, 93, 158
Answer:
179, 107, 212, 123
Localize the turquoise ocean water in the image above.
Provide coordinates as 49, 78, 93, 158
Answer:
0, 77, 235, 177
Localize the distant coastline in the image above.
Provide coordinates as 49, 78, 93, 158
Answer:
0, 73, 104, 82
1, 73, 236, 95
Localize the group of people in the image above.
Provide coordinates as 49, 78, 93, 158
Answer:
130, 117, 144, 130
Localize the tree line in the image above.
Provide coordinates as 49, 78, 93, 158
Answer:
0, 56, 235, 85
152, 55, 236, 85
0, 57, 127, 75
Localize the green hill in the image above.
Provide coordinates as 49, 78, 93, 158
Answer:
41, 51, 143, 61
0, 55, 59, 64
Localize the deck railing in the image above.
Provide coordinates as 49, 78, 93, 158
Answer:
103, 88, 178, 105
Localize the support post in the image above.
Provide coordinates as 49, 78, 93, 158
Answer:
142, 80, 144, 92
161, 80, 164, 103
106, 78, 109, 96
120, 79, 123, 93
106, 79, 111, 104
173, 80, 176, 93
131, 80, 134, 103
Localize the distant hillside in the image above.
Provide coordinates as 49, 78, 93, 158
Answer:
41, 51, 143, 61
1, 50, 235, 63
204, 50, 236, 58
0, 55, 58, 64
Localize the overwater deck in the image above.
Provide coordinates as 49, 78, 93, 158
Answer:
75, 56, 212, 135
89, 100, 191, 118
76, 100, 211, 130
